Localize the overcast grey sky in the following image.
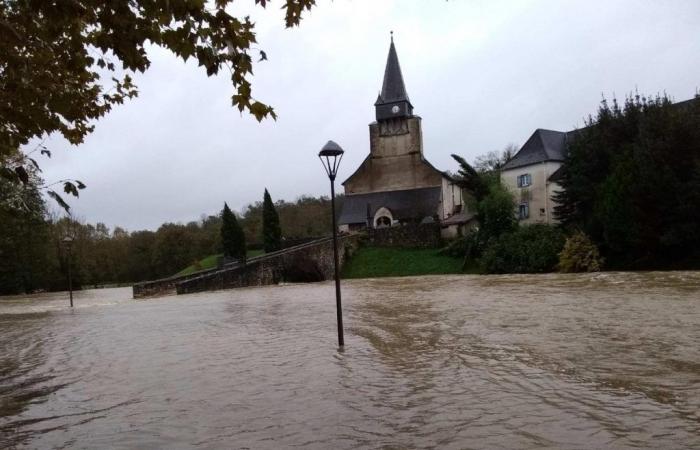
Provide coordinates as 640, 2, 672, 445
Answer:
37, 0, 700, 231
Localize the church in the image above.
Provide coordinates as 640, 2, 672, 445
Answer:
338, 37, 470, 237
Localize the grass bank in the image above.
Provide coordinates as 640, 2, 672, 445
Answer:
175, 250, 264, 277
342, 247, 475, 279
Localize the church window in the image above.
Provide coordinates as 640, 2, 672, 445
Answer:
517, 174, 532, 188
519, 203, 530, 219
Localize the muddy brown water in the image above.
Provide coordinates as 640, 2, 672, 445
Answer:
1, 272, 699, 449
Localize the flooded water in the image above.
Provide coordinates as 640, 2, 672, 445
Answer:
1, 272, 699, 449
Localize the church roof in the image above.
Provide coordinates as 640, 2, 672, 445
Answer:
338, 187, 440, 225
501, 129, 572, 171
374, 36, 411, 106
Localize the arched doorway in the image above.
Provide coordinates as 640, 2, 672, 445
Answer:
373, 207, 393, 228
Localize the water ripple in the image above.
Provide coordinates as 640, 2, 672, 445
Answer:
0, 273, 699, 448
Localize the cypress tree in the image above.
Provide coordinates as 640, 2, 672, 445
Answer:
221, 202, 246, 263
261, 188, 282, 253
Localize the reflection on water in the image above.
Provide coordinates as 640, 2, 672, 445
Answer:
1, 273, 699, 449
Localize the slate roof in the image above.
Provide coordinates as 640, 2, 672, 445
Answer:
341, 152, 452, 186
338, 187, 441, 225
502, 97, 699, 172
374, 37, 411, 106
501, 129, 571, 171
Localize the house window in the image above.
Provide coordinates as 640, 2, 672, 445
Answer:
540, 208, 546, 216
519, 203, 529, 220
517, 173, 532, 188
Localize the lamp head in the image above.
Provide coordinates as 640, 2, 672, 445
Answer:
318, 140, 344, 180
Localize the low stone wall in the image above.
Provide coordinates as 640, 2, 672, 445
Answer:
368, 223, 441, 248
132, 266, 232, 299
174, 234, 360, 296
176, 258, 282, 295
176, 235, 359, 295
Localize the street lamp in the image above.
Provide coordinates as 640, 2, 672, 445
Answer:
318, 140, 345, 347
62, 236, 74, 307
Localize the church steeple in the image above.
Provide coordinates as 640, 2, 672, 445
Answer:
375, 33, 413, 121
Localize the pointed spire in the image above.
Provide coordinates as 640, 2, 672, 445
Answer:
378, 33, 410, 105
374, 33, 414, 121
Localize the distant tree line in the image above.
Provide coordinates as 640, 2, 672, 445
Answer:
0, 175, 342, 295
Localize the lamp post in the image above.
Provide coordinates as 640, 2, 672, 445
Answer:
318, 140, 345, 347
62, 236, 74, 307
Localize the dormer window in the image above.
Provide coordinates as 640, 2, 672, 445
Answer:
517, 174, 532, 188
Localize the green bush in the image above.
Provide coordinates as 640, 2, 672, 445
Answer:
481, 224, 565, 273
558, 231, 603, 272
439, 231, 480, 259
477, 181, 517, 242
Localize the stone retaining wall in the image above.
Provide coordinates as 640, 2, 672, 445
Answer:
133, 235, 361, 298
132, 265, 232, 299
367, 223, 441, 248
176, 235, 360, 295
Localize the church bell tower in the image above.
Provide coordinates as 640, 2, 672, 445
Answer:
374, 34, 414, 123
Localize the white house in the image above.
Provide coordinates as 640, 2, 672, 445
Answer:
500, 129, 572, 224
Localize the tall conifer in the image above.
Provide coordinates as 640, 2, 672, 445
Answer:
221, 202, 246, 262
262, 189, 282, 252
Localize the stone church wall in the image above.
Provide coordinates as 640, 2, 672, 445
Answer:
344, 116, 443, 194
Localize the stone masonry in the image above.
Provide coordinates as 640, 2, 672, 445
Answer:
133, 235, 361, 299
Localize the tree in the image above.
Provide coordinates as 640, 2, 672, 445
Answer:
473, 143, 518, 173
221, 202, 246, 262
262, 188, 282, 252
446, 151, 517, 267
0, 159, 52, 294
476, 180, 517, 244
152, 222, 197, 277
1, 0, 316, 209
451, 154, 489, 202
451, 152, 517, 242
554, 93, 700, 268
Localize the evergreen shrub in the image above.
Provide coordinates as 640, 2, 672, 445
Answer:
481, 224, 565, 273
558, 231, 603, 272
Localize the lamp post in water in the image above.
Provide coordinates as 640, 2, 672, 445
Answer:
62, 236, 74, 307
318, 140, 345, 347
